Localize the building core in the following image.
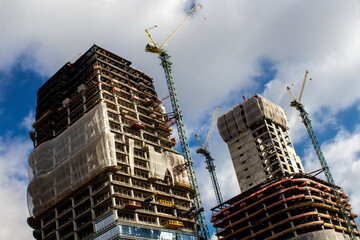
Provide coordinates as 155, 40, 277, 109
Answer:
27, 45, 199, 240
217, 95, 304, 192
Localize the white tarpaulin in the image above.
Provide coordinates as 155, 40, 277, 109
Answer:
218, 95, 289, 141
27, 103, 116, 216
148, 146, 189, 186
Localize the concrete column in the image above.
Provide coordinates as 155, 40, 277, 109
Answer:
135, 213, 139, 223
154, 205, 158, 213
67, 108, 71, 125
110, 185, 115, 195
156, 216, 160, 226
83, 95, 86, 112
97, 71, 101, 82
55, 209, 59, 239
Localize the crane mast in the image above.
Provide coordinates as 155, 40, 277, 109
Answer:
161, 52, 209, 239
287, 71, 356, 240
145, 4, 210, 240
195, 108, 223, 206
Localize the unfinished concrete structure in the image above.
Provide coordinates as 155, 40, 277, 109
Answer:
217, 95, 304, 192
27, 45, 199, 240
212, 95, 359, 239
211, 173, 360, 240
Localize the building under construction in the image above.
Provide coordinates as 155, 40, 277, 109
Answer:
212, 95, 360, 239
26, 45, 200, 240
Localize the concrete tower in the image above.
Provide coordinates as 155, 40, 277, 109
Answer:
27, 45, 199, 240
217, 95, 304, 192
211, 95, 360, 240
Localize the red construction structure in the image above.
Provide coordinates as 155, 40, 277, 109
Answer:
211, 173, 359, 240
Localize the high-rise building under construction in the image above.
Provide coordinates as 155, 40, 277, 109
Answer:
212, 95, 359, 239
26, 45, 199, 240
217, 95, 304, 192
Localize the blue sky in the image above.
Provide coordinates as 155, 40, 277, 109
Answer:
1, 0, 360, 239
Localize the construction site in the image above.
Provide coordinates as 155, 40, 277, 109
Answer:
213, 95, 360, 239
26, 4, 359, 240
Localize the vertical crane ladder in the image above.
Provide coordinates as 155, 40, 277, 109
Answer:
204, 152, 223, 205
160, 52, 210, 240
196, 108, 223, 206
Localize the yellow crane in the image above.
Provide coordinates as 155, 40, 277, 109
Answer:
145, 3, 202, 54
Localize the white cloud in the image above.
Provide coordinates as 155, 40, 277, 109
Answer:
0, 135, 33, 239
211, 233, 218, 240
1, 0, 360, 127
19, 110, 35, 132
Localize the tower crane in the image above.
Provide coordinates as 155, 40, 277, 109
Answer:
195, 108, 223, 206
145, 4, 210, 240
287, 71, 356, 240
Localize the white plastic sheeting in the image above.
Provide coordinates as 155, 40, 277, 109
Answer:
27, 103, 116, 216
148, 146, 168, 180
258, 96, 289, 129
148, 146, 189, 186
218, 95, 289, 141
172, 153, 190, 187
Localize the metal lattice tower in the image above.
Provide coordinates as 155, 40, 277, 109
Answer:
199, 149, 223, 206
196, 108, 223, 206
160, 52, 210, 240
288, 71, 356, 239
290, 100, 356, 240
144, 4, 209, 238
206, 154, 223, 206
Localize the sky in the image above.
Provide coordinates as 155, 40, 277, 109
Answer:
0, 0, 360, 239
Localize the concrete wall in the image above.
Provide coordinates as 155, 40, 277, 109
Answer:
292, 229, 359, 240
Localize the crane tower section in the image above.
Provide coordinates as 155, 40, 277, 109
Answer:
195, 108, 223, 206
144, 3, 210, 239
287, 71, 357, 240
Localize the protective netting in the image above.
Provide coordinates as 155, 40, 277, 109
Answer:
148, 146, 189, 186
27, 103, 116, 216
257, 96, 288, 129
218, 95, 289, 141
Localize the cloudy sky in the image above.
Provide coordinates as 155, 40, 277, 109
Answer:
1, 0, 360, 239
